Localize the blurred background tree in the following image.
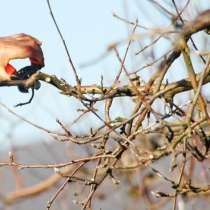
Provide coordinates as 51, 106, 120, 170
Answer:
0, 1, 210, 210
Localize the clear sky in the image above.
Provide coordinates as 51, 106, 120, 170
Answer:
0, 0, 129, 148
0, 0, 209, 148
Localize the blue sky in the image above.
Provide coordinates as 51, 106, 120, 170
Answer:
0, 1, 129, 148
0, 1, 209, 148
